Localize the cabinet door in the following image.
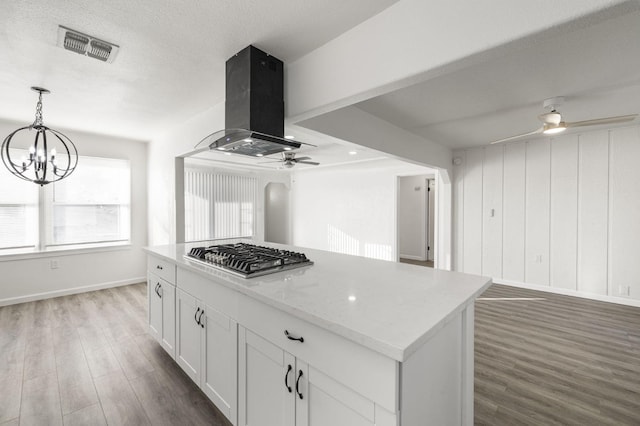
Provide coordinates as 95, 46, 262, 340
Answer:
148, 274, 163, 343
238, 327, 294, 426
296, 361, 378, 426
160, 282, 176, 358
176, 289, 201, 383
201, 304, 238, 425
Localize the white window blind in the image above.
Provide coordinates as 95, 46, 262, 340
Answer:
185, 170, 256, 241
47, 156, 131, 246
0, 149, 38, 249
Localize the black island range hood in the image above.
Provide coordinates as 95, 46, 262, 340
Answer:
196, 45, 306, 157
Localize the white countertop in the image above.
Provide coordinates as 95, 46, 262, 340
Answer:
144, 240, 491, 362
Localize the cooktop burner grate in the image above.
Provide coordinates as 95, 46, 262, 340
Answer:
184, 243, 313, 278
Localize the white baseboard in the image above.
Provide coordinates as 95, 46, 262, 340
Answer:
0, 277, 146, 307
495, 279, 640, 308
400, 254, 426, 261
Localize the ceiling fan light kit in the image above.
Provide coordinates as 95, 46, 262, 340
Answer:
490, 97, 638, 145
542, 123, 567, 135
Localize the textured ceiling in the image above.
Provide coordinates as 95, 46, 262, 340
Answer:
356, 10, 640, 149
0, 0, 398, 141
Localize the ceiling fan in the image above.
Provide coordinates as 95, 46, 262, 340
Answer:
490, 97, 638, 144
261, 151, 320, 168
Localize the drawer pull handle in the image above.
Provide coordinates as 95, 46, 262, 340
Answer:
195, 307, 201, 325
284, 330, 304, 343
156, 265, 163, 270
155, 283, 162, 298
284, 364, 292, 393
198, 310, 205, 328
295, 370, 304, 400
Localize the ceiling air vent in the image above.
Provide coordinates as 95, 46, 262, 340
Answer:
57, 26, 119, 63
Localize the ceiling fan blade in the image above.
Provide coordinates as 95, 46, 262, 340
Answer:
258, 160, 283, 164
292, 156, 311, 161
565, 114, 637, 129
297, 161, 320, 165
489, 128, 543, 145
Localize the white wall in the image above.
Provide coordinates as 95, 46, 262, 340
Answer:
148, 102, 225, 245
290, 159, 433, 261
398, 175, 429, 260
0, 118, 148, 304
290, 161, 397, 261
453, 125, 640, 303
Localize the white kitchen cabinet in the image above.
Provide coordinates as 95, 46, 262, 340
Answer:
202, 303, 238, 425
145, 244, 488, 426
296, 361, 383, 426
147, 272, 176, 358
239, 326, 379, 426
238, 327, 295, 426
176, 288, 202, 383
176, 288, 238, 425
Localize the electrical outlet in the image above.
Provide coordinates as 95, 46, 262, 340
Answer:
617, 285, 631, 296
50, 259, 59, 269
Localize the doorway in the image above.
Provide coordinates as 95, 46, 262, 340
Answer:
264, 182, 290, 244
398, 174, 435, 268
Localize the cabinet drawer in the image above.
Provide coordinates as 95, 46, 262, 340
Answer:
148, 255, 176, 284
238, 296, 399, 413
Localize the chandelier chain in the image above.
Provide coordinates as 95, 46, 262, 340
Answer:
33, 92, 43, 127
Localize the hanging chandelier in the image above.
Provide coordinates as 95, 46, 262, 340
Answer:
1, 87, 78, 186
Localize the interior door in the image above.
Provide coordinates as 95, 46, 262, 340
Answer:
176, 288, 201, 383
161, 282, 176, 358
148, 274, 162, 342
202, 303, 238, 425
238, 327, 295, 426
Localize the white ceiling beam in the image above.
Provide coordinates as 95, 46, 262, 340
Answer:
285, 0, 638, 124
298, 106, 452, 171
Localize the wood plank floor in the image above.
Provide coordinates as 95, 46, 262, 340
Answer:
475, 284, 640, 425
0, 283, 230, 426
1, 282, 639, 425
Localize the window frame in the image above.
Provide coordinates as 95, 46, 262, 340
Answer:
0, 154, 132, 258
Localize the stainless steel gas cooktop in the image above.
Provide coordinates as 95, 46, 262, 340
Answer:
185, 243, 313, 278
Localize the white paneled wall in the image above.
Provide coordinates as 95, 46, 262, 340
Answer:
502, 142, 526, 282
550, 135, 578, 290
609, 126, 640, 298
481, 145, 503, 278
524, 139, 550, 286
453, 125, 640, 301
462, 149, 483, 275
577, 131, 609, 295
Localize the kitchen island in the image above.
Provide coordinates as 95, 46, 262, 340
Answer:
144, 240, 491, 426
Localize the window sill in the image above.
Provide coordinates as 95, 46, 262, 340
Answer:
0, 241, 133, 262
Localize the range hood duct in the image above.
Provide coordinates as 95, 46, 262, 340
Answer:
196, 45, 304, 157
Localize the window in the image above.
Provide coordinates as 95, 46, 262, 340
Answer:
184, 169, 256, 241
47, 157, 130, 246
0, 149, 39, 250
0, 154, 131, 253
